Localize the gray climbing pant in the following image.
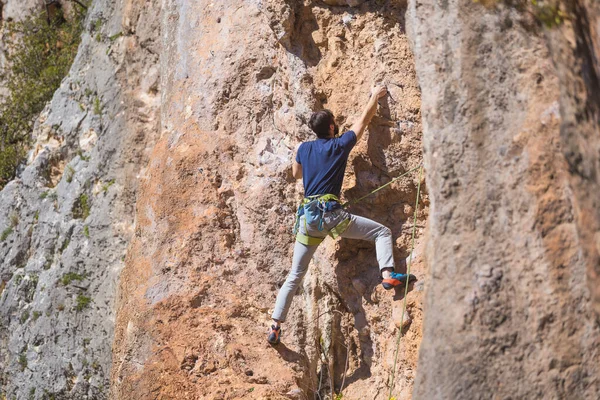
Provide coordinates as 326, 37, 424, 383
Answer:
271, 208, 394, 322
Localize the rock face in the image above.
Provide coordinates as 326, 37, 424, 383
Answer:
408, 0, 600, 398
0, 0, 159, 398
545, 1, 600, 319
111, 1, 425, 399
0, 0, 599, 399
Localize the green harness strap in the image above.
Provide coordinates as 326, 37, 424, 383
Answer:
294, 194, 351, 246
294, 164, 423, 247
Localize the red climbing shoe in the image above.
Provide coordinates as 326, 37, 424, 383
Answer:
267, 325, 281, 345
382, 272, 417, 290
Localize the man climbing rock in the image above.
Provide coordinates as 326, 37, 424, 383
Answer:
267, 85, 416, 345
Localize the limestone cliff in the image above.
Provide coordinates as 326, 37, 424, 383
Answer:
0, 0, 159, 398
0, 0, 599, 399
410, 0, 600, 398
111, 1, 425, 399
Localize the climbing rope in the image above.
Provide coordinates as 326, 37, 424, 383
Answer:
388, 165, 423, 399
341, 164, 422, 208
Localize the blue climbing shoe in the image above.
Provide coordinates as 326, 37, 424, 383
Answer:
267, 325, 281, 345
382, 272, 417, 290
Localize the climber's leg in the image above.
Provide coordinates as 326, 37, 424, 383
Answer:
340, 214, 395, 272
271, 240, 320, 323
340, 214, 416, 289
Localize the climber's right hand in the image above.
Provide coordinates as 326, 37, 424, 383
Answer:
371, 85, 387, 99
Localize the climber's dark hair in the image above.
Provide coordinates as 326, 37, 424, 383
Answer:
308, 109, 334, 139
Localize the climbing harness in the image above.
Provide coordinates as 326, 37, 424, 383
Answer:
293, 194, 351, 246
293, 164, 423, 247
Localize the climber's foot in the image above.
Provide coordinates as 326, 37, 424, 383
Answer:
267, 325, 282, 345
382, 272, 417, 290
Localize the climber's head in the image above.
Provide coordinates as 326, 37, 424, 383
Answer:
309, 109, 339, 139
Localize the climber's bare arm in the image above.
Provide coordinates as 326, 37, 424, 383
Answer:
292, 160, 302, 180
351, 85, 387, 142
292, 144, 303, 180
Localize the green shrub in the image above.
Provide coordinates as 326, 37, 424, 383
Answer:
0, 8, 86, 189
77, 150, 90, 161
61, 272, 84, 285
65, 165, 75, 183
75, 295, 91, 311
9, 213, 19, 226
72, 193, 91, 219
102, 179, 115, 193
20, 310, 30, 324
474, 0, 567, 27
83, 225, 89, 237
32, 311, 41, 321
93, 96, 103, 115
0, 227, 12, 241
109, 32, 122, 41
18, 353, 27, 371
60, 238, 70, 253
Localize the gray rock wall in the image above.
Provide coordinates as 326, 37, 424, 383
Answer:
408, 0, 600, 398
0, 0, 159, 398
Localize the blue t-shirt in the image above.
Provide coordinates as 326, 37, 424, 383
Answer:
295, 131, 357, 197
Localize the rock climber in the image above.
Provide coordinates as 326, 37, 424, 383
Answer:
267, 85, 416, 345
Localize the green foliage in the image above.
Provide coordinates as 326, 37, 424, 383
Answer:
9, 213, 19, 226
20, 310, 30, 324
92, 18, 102, 35
102, 179, 115, 193
83, 225, 89, 237
14, 274, 23, 286
0, 9, 86, 189
39, 191, 49, 199
32, 311, 41, 321
0, 227, 12, 241
18, 353, 27, 371
33, 210, 39, 222
73, 193, 91, 219
65, 165, 75, 183
93, 96, 103, 115
473, 0, 567, 28
109, 32, 122, 41
531, 0, 567, 27
61, 272, 84, 285
60, 238, 70, 253
75, 294, 91, 311
77, 150, 90, 161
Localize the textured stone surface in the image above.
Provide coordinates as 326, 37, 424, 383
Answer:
408, 0, 600, 398
111, 1, 426, 399
0, 0, 598, 399
0, 0, 160, 398
545, 0, 600, 319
